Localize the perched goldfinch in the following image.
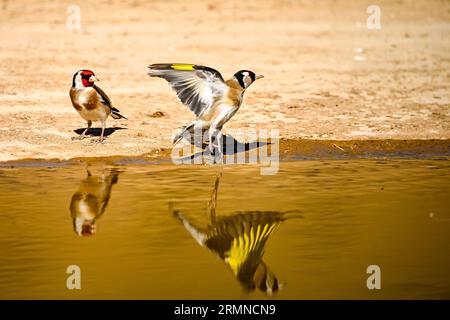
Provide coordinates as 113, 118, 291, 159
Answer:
70, 168, 119, 237
148, 63, 263, 156
70, 69, 126, 142
170, 174, 287, 295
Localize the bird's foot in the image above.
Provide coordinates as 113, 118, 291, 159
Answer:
91, 137, 105, 144
204, 155, 215, 165
214, 153, 224, 164
203, 148, 214, 165
72, 134, 94, 141
204, 148, 223, 165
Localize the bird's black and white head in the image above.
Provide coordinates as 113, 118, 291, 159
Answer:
238, 261, 282, 295
72, 69, 99, 89
233, 70, 264, 89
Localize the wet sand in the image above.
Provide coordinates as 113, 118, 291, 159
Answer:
0, 139, 448, 168
0, 0, 449, 162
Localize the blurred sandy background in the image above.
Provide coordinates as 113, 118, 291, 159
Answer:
0, 0, 449, 161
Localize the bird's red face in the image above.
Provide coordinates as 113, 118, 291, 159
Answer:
80, 70, 98, 87
81, 221, 96, 237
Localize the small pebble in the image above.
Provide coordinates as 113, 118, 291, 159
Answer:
149, 111, 165, 118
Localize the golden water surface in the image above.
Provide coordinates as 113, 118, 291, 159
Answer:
0, 160, 449, 299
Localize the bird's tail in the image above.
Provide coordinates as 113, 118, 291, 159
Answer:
110, 107, 127, 120
173, 123, 194, 144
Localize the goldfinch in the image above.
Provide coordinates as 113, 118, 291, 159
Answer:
70, 168, 120, 237
70, 69, 126, 142
148, 63, 263, 157
170, 174, 286, 295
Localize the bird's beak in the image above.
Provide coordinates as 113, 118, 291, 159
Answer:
255, 74, 264, 80
88, 75, 99, 83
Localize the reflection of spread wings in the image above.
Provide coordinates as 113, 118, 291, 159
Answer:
148, 63, 228, 117
170, 173, 301, 294
172, 208, 288, 295
205, 212, 285, 275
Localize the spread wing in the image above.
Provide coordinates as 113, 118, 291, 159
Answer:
148, 63, 228, 117
205, 212, 285, 270
93, 85, 126, 119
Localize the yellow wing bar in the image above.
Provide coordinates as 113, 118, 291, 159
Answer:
170, 64, 195, 71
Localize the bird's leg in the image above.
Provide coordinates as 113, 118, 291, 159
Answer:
207, 172, 222, 224
82, 120, 92, 137
207, 127, 219, 153
206, 128, 217, 164
72, 121, 92, 140
207, 127, 223, 164
215, 131, 223, 163
98, 120, 106, 143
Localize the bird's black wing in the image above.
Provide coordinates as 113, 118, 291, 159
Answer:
93, 85, 126, 119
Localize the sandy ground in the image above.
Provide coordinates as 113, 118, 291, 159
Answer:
0, 0, 449, 162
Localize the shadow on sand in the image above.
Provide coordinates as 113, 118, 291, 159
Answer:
177, 133, 271, 162
73, 126, 127, 138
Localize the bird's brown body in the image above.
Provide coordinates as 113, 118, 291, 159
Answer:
225, 79, 245, 106
197, 79, 243, 125
70, 86, 111, 121
196, 82, 243, 128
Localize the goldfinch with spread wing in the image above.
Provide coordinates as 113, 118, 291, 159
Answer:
70, 69, 126, 142
148, 63, 263, 157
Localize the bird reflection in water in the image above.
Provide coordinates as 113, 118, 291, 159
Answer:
70, 168, 120, 237
171, 173, 301, 295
